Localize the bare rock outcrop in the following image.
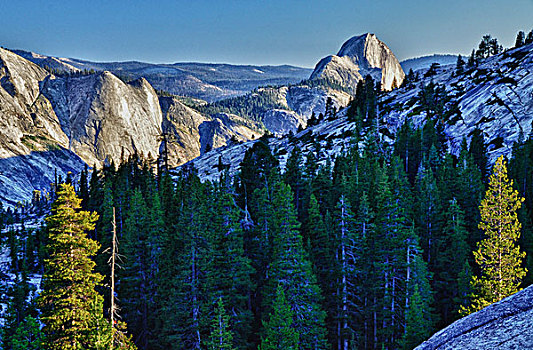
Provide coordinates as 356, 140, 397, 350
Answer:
160, 96, 209, 167
198, 113, 262, 154
43, 72, 163, 165
310, 33, 405, 91
416, 286, 533, 349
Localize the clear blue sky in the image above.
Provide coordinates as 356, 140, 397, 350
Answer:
1, 0, 532, 67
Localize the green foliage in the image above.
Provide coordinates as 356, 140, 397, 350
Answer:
38, 183, 111, 350
515, 31, 526, 48
264, 181, 328, 350
346, 75, 378, 130
206, 298, 236, 350
10, 316, 44, 350
195, 87, 287, 122
455, 54, 465, 75
475, 34, 502, 59
461, 156, 527, 315
259, 286, 299, 350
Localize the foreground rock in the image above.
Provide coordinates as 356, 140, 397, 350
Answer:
415, 286, 533, 349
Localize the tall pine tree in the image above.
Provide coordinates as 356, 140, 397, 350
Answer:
38, 183, 111, 350
461, 156, 527, 315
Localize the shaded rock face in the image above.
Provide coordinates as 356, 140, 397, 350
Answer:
310, 33, 405, 90
198, 113, 262, 154
160, 96, 209, 167
416, 286, 533, 349
0, 48, 85, 206
262, 109, 304, 136
0, 48, 68, 158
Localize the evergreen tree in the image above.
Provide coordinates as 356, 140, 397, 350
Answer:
205, 181, 255, 349
206, 298, 235, 350
259, 286, 299, 350
469, 129, 489, 181
264, 182, 328, 350
526, 29, 533, 45
414, 161, 441, 269
402, 285, 427, 349
467, 49, 476, 68
38, 183, 111, 350
335, 195, 362, 350
158, 174, 210, 350
120, 188, 160, 349
10, 316, 44, 350
306, 194, 335, 334
434, 199, 471, 325
515, 31, 526, 48
460, 156, 527, 315
455, 54, 465, 75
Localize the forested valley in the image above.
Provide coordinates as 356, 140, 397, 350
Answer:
2, 90, 533, 349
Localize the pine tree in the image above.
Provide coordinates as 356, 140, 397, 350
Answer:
119, 188, 160, 349
403, 233, 435, 348
526, 29, 533, 45
206, 298, 235, 350
515, 31, 526, 48
264, 182, 328, 350
455, 54, 465, 75
467, 49, 476, 68
460, 156, 527, 315
259, 285, 299, 350
38, 183, 111, 350
205, 181, 254, 349
158, 174, 210, 350
10, 316, 44, 350
335, 195, 362, 350
434, 199, 471, 325
402, 284, 427, 349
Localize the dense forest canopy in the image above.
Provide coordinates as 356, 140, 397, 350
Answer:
1, 31, 533, 350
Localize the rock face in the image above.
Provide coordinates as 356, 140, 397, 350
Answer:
400, 54, 459, 73
0, 48, 265, 206
43, 72, 163, 166
160, 96, 208, 167
310, 33, 405, 91
415, 286, 533, 349
198, 113, 262, 154
0, 48, 86, 206
262, 109, 304, 136
385, 42, 533, 162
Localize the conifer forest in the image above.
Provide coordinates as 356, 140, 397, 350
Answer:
2, 92, 533, 349
1, 19, 533, 350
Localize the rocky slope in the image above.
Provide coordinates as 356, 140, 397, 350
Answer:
400, 54, 459, 73
415, 286, 533, 349
385, 42, 533, 161
310, 33, 405, 91
178, 43, 533, 181
11, 49, 312, 102
0, 47, 85, 206
0, 48, 268, 206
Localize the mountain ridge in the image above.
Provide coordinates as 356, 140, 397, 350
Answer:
10, 49, 312, 102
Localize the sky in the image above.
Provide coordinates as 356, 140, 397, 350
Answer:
1, 0, 532, 68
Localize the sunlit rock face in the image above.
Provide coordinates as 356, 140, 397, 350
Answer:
310, 33, 405, 91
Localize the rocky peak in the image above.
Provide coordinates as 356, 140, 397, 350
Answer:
310, 33, 405, 91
